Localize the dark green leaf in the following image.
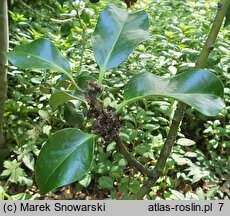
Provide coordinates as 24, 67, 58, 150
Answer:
0, 148, 11, 164
118, 178, 129, 193
57, 0, 66, 7
49, 90, 85, 110
77, 75, 98, 90
90, 0, 100, 3
61, 22, 74, 37
35, 128, 94, 195
6, 38, 71, 75
224, 4, 230, 27
121, 69, 225, 116
109, 165, 123, 179
81, 12, 90, 25
98, 176, 114, 189
92, 3, 149, 82
64, 102, 84, 127
129, 179, 140, 194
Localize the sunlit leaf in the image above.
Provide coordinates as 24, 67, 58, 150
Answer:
121, 69, 225, 116
169, 189, 185, 200
6, 38, 71, 76
92, 3, 149, 82
186, 164, 210, 183
177, 138, 196, 146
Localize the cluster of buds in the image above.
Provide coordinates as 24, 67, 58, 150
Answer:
85, 80, 120, 141
92, 109, 121, 141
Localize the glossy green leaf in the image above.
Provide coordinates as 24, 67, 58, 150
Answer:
6, 38, 71, 75
35, 128, 94, 195
92, 3, 149, 82
121, 69, 225, 116
49, 90, 85, 110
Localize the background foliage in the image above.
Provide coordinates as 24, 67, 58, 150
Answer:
0, 0, 229, 200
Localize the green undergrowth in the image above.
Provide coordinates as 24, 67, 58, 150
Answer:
0, 0, 229, 200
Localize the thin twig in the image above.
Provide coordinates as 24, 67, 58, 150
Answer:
196, 0, 230, 68
71, 1, 87, 74
84, 81, 154, 176
134, 0, 230, 199
18, 0, 60, 27
115, 138, 154, 177
135, 102, 186, 199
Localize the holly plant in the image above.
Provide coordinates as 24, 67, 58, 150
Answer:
6, 3, 228, 198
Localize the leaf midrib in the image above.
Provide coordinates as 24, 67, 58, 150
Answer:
119, 92, 224, 116
124, 93, 222, 105
101, 12, 129, 70
10, 50, 69, 74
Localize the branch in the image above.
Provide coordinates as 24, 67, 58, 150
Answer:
135, 0, 230, 199
18, 0, 60, 27
196, 0, 230, 68
85, 81, 154, 176
135, 102, 186, 199
115, 137, 154, 177
0, 0, 9, 149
